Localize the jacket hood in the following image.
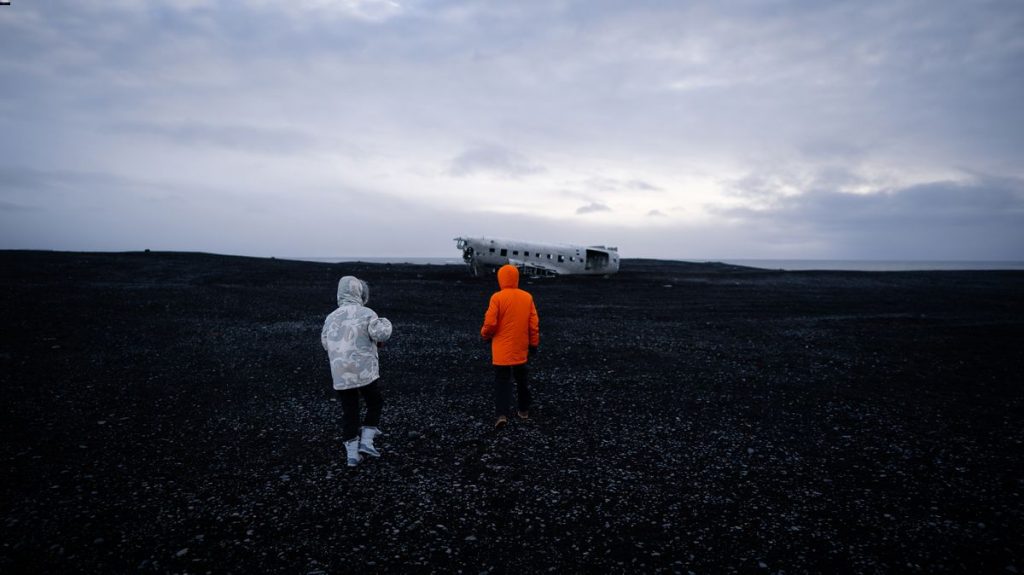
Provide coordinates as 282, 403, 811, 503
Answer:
337, 276, 369, 306
497, 264, 519, 290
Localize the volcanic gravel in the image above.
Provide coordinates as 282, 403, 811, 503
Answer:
2, 251, 1023, 574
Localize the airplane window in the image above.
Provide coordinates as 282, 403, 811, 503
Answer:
500, 249, 508, 256
489, 248, 495, 253
513, 250, 519, 256
558, 255, 565, 262
570, 256, 575, 262
524, 251, 529, 257
546, 254, 551, 259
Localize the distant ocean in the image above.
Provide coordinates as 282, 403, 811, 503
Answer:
291, 257, 1024, 271
721, 259, 1024, 271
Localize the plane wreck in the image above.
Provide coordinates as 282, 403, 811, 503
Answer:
454, 236, 620, 277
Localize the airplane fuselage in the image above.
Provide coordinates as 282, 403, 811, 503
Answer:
454, 236, 620, 276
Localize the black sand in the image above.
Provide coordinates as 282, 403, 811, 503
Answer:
2, 251, 1022, 574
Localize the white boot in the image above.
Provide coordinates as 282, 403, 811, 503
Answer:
344, 438, 362, 467
359, 426, 381, 458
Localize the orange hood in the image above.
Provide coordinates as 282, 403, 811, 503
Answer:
497, 264, 519, 289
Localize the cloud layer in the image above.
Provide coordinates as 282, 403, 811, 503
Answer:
1, 0, 1022, 260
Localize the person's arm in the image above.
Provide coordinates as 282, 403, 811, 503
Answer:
481, 295, 499, 341
368, 315, 392, 346
528, 298, 540, 349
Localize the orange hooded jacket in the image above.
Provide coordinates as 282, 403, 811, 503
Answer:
481, 265, 540, 366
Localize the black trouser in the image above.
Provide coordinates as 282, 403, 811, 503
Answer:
494, 364, 531, 416
337, 380, 383, 441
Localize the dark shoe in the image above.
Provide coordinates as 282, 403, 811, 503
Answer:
517, 410, 529, 420
495, 415, 508, 429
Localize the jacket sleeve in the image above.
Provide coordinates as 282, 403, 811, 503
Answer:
368, 316, 393, 343
528, 298, 540, 347
481, 294, 499, 340
320, 318, 330, 351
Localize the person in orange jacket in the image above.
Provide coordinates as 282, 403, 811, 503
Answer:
480, 264, 540, 428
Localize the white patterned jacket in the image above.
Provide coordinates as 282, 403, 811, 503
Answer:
321, 276, 393, 390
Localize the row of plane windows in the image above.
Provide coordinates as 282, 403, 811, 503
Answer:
490, 247, 575, 262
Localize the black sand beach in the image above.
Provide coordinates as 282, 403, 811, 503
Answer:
2, 250, 1022, 574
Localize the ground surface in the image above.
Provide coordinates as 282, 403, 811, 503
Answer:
1, 251, 1022, 574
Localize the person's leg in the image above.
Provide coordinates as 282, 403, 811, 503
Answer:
494, 366, 513, 417
360, 380, 383, 428
357, 380, 384, 457
512, 363, 531, 415
337, 387, 363, 466
337, 388, 360, 441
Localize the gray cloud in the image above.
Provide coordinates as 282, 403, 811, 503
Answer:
576, 202, 611, 215
584, 177, 663, 194
723, 175, 1023, 226
449, 144, 545, 178
710, 175, 1024, 259
0, 200, 39, 213
725, 168, 874, 203
0, 166, 153, 202
0, 164, 456, 256
628, 180, 662, 192
111, 121, 317, 155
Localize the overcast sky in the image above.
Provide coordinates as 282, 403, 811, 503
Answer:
2, 0, 1023, 260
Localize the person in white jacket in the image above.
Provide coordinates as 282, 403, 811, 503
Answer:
321, 276, 393, 467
